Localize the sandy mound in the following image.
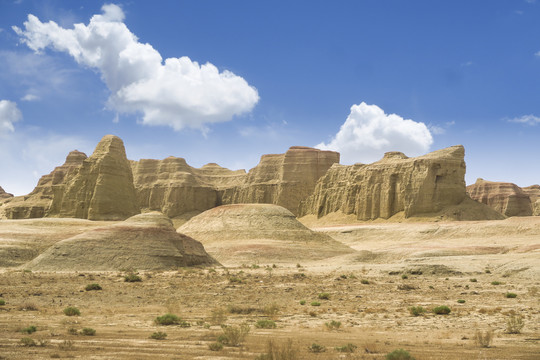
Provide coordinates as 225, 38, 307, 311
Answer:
177, 204, 354, 266
24, 212, 218, 271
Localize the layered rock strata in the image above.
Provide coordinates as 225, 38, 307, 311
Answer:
523, 185, 540, 216
24, 212, 218, 271
467, 179, 533, 217
299, 145, 469, 220
0, 186, 13, 201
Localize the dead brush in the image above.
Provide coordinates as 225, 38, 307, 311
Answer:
255, 338, 297, 360
209, 307, 228, 325
505, 314, 524, 334
474, 329, 494, 348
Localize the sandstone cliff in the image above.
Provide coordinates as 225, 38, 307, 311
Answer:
467, 179, 532, 217
3, 150, 87, 219
49, 135, 139, 220
523, 185, 540, 216
220, 146, 339, 214
299, 146, 475, 220
0, 186, 13, 202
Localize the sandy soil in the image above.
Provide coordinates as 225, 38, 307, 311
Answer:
0, 217, 538, 359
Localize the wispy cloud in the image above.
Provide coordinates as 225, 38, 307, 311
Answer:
507, 114, 540, 125
21, 94, 39, 102
460, 61, 473, 67
535, 51, 540, 57
13, 4, 259, 132
0, 100, 22, 133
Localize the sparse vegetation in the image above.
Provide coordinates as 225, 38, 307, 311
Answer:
63, 306, 81, 316
505, 292, 517, 298
470, 278, 477, 282
18, 302, 39, 311
150, 331, 167, 340
85, 283, 102, 291
208, 342, 223, 351
361, 279, 370, 284
256, 339, 297, 360
219, 323, 250, 346
308, 343, 326, 353
318, 292, 330, 300
324, 320, 341, 331
155, 313, 181, 325
299, 300, 306, 305
506, 314, 524, 334
491, 281, 501, 285
255, 319, 277, 329
432, 305, 451, 315
335, 343, 357, 353
80, 327, 96, 336
0, 299, 5, 305
263, 303, 280, 319
209, 307, 227, 325
409, 306, 426, 317
401, 274, 408, 279
20, 325, 37, 334
20, 337, 36, 347
475, 329, 493, 348
310, 301, 321, 306
124, 273, 142, 282
386, 348, 415, 360
457, 299, 466, 303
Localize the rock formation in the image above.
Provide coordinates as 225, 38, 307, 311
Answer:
299, 145, 488, 220
0, 186, 13, 202
523, 185, 540, 216
219, 146, 339, 214
178, 204, 354, 265
24, 212, 218, 271
467, 179, 532, 217
3, 150, 87, 219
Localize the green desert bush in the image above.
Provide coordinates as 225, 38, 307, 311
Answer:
505, 292, 517, 298
457, 299, 466, 304
335, 343, 357, 353
324, 320, 341, 331
80, 328, 96, 336
0, 299, 5, 305
318, 293, 330, 300
255, 319, 277, 329
409, 306, 426, 317
85, 283, 102, 291
63, 306, 80, 316
361, 279, 370, 285
219, 324, 250, 346
469, 278, 477, 282
491, 281, 501, 285
386, 348, 415, 360
299, 300, 306, 305
432, 305, 451, 315
310, 301, 321, 306
20, 325, 37, 334
150, 331, 167, 340
155, 313, 181, 325
506, 314, 524, 334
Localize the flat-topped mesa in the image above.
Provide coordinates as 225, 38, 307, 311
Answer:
467, 179, 533, 217
523, 185, 540, 216
3, 150, 88, 219
299, 145, 467, 220
220, 146, 340, 214
49, 135, 139, 220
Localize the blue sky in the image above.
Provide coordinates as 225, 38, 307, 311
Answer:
1, 0, 539, 196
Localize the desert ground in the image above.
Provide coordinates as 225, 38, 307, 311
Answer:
0, 216, 538, 359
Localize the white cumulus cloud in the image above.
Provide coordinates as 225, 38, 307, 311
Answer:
12, 4, 259, 131
0, 100, 22, 133
317, 102, 433, 164
507, 114, 540, 125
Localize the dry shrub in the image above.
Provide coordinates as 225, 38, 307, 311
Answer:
475, 329, 494, 348
220, 323, 250, 346
506, 314, 524, 334
263, 303, 280, 320
18, 301, 39, 311
256, 338, 297, 360
209, 307, 227, 325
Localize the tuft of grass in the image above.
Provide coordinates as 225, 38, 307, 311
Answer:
318, 293, 330, 300
469, 278, 477, 282
386, 348, 415, 360
80, 328, 95, 336
20, 325, 37, 334
85, 283, 102, 291
475, 329, 493, 348
255, 339, 297, 360
124, 273, 142, 282
308, 343, 326, 353
506, 314, 524, 334
361, 279, 370, 285
324, 320, 341, 331
299, 300, 306, 305
432, 305, 451, 315
229, 276, 244, 284
150, 331, 167, 340
20, 337, 36, 347
457, 299, 466, 304
208, 342, 223, 351
155, 313, 181, 325
255, 319, 277, 329
401, 274, 408, 279
491, 281, 502, 285
63, 306, 80, 316
18, 302, 39, 311
219, 324, 250, 347
310, 301, 321, 307
409, 306, 426, 317
335, 343, 357, 353
505, 292, 517, 298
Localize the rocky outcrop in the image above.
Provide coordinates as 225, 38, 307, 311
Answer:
220, 146, 339, 214
131, 158, 245, 218
132, 146, 339, 217
24, 212, 218, 271
299, 145, 470, 220
178, 204, 354, 265
523, 185, 540, 216
0, 186, 13, 201
49, 135, 139, 220
3, 150, 87, 219
467, 179, 533, 217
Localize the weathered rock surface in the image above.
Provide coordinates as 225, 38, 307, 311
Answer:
299, 146, 474, 220
3, 150, 87, 219
220, 146, 339, 214
0, 186, 13, 201
24, 212, 218, 271
49, 135, 139, 220
178, 204, 354, 265
523, 185, 540, 216
467, 179, 532, 217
